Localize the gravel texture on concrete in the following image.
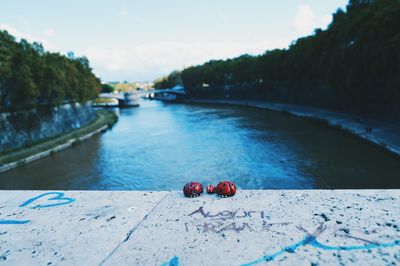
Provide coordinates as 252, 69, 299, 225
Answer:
1, 190, 399, 265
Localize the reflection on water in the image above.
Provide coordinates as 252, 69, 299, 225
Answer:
1, 100, 400, 190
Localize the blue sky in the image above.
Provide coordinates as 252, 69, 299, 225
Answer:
0, 0, 348, 82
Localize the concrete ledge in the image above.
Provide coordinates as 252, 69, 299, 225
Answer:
184, 99, 400, 157
0, 125, 108, 174
1, 190, 399, 265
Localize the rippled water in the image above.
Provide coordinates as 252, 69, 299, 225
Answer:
1, 100, 400, 190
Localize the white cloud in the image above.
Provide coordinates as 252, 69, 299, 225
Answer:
0, 24, 292, 81
293, 5, 332, 35
1, 23, 34, 41
43, 28, 55, 37
118, 7, 129, 17
0, 23, 54, 49
83, 39, 291, 81
319, 14, 332, 29
17, 16, 30, 27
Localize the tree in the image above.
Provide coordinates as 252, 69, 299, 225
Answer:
101, 84, 114, 93
154, 70, 182, 89
0, 30, 100, 109
172, 0, 400, 121
8, 62, 38, 108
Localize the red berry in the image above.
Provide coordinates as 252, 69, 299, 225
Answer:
216, 181, 236, 197
183, 182, 203, 198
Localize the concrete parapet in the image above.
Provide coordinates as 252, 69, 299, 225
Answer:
0, 190, 399, 265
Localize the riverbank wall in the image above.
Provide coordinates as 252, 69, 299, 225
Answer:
183, 99, 400, 157
185, 85, 400, 125
0, 110, 117, 173
0, 124, 109, 174
0, 102, 95, 152
0, 190, 399, 265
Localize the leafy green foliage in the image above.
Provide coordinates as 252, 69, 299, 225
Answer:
100, 83, 114, 93
179, 0, 400, 119
154, 70, 182, 89
0, 31, 100, 110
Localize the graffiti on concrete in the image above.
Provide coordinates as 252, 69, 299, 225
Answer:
19, 192, 75, 209
161, 256, 180, 266
189, 206, 267, 220
185, 206, 289, 234
184, 206, 400, 264
0, 220, 30, 225
0, 192, 74, 225
185, 220, 254, 234
242, 224, 400, 265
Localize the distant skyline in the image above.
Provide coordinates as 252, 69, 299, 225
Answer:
0, 0, 348, 82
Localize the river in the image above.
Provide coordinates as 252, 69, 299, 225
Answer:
1, 100, 400, 190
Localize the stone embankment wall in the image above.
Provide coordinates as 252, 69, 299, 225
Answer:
0, 102, 95, 151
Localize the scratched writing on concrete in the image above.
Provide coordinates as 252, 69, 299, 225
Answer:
242, 224, 400, 265
184, 220, 292, 234
185, 206, 290, 234
189, 206, 267, 220
184, 205, 400, 264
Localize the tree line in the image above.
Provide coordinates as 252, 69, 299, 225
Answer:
157, 0, 400, 121
0, 30, 100, 110
154, 70, 182, 90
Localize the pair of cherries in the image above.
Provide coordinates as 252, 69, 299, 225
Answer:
183, 181, 236, 198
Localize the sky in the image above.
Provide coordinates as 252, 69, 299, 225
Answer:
0, 0, 348, 82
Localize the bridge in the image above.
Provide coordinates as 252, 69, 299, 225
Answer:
100, 87, 185, 99
99, 86, 187, 103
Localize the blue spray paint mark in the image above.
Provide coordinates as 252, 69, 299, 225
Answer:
242, 236, 400, 265
0, 220, 30, 225
19, 192, 75, 209
161, 256, 180, 266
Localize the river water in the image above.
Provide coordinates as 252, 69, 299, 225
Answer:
1, 100, 400, 190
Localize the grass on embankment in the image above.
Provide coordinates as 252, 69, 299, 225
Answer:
0, 110, 118, 166
93, 97, 118, 104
